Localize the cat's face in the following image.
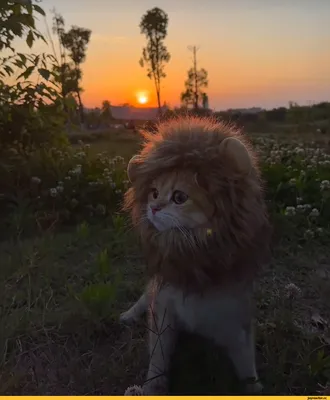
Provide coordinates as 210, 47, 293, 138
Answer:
146, 171, 213, 232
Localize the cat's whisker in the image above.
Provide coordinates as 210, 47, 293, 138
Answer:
160, 213, 197, 253
180, 227, 197, 253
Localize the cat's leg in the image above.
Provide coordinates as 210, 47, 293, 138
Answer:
143, 290, 177, 395
120, 292, 148, 324
224, 322, 262, 394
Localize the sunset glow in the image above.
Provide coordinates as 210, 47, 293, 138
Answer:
24, 0, 330, 110
136, 92, 149, 105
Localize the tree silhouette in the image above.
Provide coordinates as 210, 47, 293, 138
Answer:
52, 12, 91, 124
202, 92, 209, 109
101, 100, 113, 122
181, 67, 208, 109
139, 7, 170, 110
61, 26, 91, 124
52, 11, 67, 99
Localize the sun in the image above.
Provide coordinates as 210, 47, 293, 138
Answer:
136, 92, 149, 105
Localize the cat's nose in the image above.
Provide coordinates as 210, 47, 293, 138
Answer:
151, 206, 162, 215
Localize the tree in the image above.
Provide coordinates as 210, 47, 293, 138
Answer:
180, 46, 208, 109
0, 1, 66, 149
62, 26, 91, 123
139, 7, 170, 110
202, 92, 209, 109
180, 68, 208, 109
52, 12, 91, 124
101, 100, 113, 122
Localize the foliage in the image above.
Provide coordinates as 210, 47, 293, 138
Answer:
214, 102, 330, 134
255, 136, 330, 242
139, 7, 170, 110
181, 66, 208, 109
0, 131, 330, 395
52, 11, 91, 124
101, 100, 113, 122
0, 1, 69, 153
0, 0, 46, 51
0, 140, 129, 237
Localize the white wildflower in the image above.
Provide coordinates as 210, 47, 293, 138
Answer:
49, 188, 57, 197
74, 164, 82, 174
284, 206, 296, 216
320, 180, 330, 191
309, 208, 320, 218
71, 198, 78, 208
284, 283, 302, 299
304, 229, 315, 240
74, 151, 86, 159
95, 204, 106, 216
31, 176, 41, 185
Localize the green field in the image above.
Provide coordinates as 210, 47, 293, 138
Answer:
1, 129, 330, 395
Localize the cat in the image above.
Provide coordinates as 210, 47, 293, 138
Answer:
120, 116, 271, 395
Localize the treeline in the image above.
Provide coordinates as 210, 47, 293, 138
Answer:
158, 101, 330, 134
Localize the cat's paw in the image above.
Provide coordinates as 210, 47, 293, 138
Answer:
244, 379, 263, 394
119, 310, 137, 325
143, 376, 168, 395
124, 385, 144, 395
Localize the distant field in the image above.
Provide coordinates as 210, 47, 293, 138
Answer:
76, 127, 330, 160
69, 128, 142, 160
68, 125, 330, 157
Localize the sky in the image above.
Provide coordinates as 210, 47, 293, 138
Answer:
16, 0, 330, 110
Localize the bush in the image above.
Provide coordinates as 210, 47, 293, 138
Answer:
254, 136, 330, 242
0, 140, 129, 236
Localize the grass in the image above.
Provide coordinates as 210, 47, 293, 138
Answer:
1, 129, 330, 395
69, 127, 141, 160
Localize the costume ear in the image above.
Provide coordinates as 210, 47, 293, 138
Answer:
127, 155, 141, 183
219, 137, 252, 174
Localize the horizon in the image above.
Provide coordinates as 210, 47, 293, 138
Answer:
15, 0, 330, 111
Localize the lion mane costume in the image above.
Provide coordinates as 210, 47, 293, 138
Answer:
124, 116, 271, 292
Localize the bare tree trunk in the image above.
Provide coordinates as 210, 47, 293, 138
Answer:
76, 90, 84, 125
193, 46, 198, 109
154, 75, 161, 110
156, 90, 161, 110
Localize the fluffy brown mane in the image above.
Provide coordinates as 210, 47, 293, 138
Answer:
123, 116, 272, 293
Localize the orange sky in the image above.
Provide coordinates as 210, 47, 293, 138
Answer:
17, 0, 330, 110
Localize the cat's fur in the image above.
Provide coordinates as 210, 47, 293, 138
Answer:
120, 116, 271, 395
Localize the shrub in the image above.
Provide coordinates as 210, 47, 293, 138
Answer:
0, 140, 129, 236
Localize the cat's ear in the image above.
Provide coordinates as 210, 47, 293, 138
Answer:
127, 155, 141, 183
219, 137, 252, 174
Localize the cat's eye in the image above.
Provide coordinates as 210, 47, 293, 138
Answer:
172, 190, 188, 205
151, 188, 158, 199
